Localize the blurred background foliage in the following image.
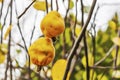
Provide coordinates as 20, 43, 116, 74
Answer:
1, 0, 120, 80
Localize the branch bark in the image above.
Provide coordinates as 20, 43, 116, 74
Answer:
63, 0, 97, 80
45, 0, 48, 13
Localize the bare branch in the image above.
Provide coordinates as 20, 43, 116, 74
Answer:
29, 13, 37, 46
0, 0, 4, 19
45, 0, 48, 13
63, 0, 97, 80
51, 0, 53, 10
56, 0, 58, 11
95, 45, 115, 66
18, 0, 36, 19
81, 0, 89, 79
9, 0, 13, 79
113, 30, 120, 69
0, 2, 10, 43
14, 0, 31, 79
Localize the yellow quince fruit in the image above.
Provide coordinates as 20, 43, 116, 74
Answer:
40, 11, 65, 38
28, 37, 55, 66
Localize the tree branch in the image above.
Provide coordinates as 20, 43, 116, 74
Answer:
80, 0, 90, 79
0, 1, 10, 43
18, 0, 36, 19
62, 0, 70, 54
29, 13, 37, 46
95, 45, 115, 66
45, 0, 48, 13
113, 30, 120, 70
14, 0, 31, 79
51, 0, 53, 10
0, 0, 4, 19
56, 0, 58, 11
9, 0, 13, 79
63, 0, 97, 80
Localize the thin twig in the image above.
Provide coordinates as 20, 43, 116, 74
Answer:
18, 0, 36, 19
83, 35, 89, 80
95, 45, 115, 66
51, 0, 53, 10
64, 0, 70, 22
4, 53, 9, 80
73, 0, 78, 37
4, 0, 13, 79
90, 66, 112, 69
29, 12, 37, 46
90, 65, 120, 70
0, 1, 10, 43
4, 1, 12, 80
14, 0, 28, 53
80, 0, 89, 79
69, 46, 82, 73
92, 6, 99, 63
113, 30, 120, 69
99, 70, 107, 80
9, 0, 13, 79
62, 0, 70, 54
14, 0, 31, 79
0, 0, 4, 19
45, 0, 48, 13
90, 6, 99, 80
80, 0, 84, 26
56, 0, 58, 11
63, 0, 97, 80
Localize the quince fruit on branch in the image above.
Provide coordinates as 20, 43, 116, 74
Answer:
40, 11, 65, 38
28, 37, 55, 66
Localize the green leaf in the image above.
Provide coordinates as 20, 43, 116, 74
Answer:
108, 20, 116, 30
16, 49, 21, 54
83, 70, 97, 80
70, 0, 74, 9
75, 71, 83, 80
33, 77, 38, 80
59, 34, 63, 46
82, 53, 94, 68
65, 28, 72, 46
0, 23, 2, 30
31, 72, 35, 78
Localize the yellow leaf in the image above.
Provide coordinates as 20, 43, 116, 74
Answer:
97, 74, 109, 80
112, 70, 120, 78
111, 48, 120, 65
0, 43, 8, 55
112, 37, 120, 46
83, 70, 97, 80
108, 20, 116, 30
82, 53, 94, 68
75, 24, 82, 37
4, 25, 12, 40
0, 52, 5, 64
52, 59, 70, 80
33, 1, 50, 11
